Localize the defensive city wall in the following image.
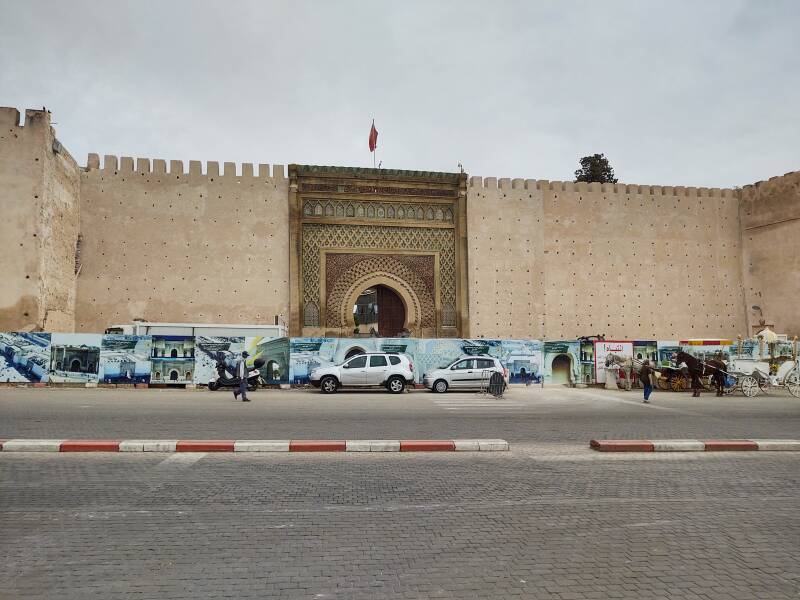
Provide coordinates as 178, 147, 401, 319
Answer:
1, 106, 798, 339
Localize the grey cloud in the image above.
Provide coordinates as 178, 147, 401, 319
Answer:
0, 0, 797, 187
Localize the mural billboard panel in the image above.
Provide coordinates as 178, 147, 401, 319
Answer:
0, 332, 51, 382
99, 335, 152, 384
289, 338, 333, 385
679, 340, 734, 363
150, 336, 195, 384
543, 341, 581, 384
194, 336, 244, 385
656, 341, 681, 368
247, 336, 290, 384
288, 337, 546, 385
593, 341, 633, 384
49, 333, 102, 383
495, 339, 543, 383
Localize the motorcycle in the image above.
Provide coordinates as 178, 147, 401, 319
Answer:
208, 356, 265, 391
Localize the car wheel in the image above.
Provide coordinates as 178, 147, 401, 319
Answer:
433, 379, 448, 393
387, 376, 405, 394
320, 376, 338, 394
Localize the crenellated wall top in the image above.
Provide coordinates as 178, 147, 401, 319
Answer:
467, 175, 738, 198
0, 106, 52, 129
83, 153, 285, 179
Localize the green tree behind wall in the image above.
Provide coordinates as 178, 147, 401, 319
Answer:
574, 153, 618, 183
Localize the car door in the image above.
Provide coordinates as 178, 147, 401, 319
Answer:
449, 359, 475, 388
366, 354, 389, 385
340, 355, 367, 386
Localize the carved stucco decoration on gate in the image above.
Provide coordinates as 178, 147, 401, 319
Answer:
301, 223, 456, 329
303, 199, 454, 223
325, 254, 436, 329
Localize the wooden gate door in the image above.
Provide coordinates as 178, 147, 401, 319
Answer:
377, 285, 406, 337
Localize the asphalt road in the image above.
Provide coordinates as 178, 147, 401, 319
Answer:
1, 386, 798, 599
0, 385, 798, 443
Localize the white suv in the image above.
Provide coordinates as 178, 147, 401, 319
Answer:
310, 353, 415, 394
423, 356, 508, 393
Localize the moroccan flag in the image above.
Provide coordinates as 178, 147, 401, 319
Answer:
369, 120, 378, 152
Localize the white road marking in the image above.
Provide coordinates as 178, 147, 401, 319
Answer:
155, 453, 206, 468
439, 404, 520, 407
565, 389, 702, 414
434, 398, 524, 411
441, 407, 520, 410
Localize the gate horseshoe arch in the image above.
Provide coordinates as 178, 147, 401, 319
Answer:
340, 273, 422, 335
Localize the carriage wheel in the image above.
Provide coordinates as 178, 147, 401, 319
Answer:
657, 376, 670, 391
786, 370, 800, 399
741, 375, 760, 397
671, 374, 687, 392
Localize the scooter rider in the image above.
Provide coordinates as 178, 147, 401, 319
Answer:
233, 351, 250, 402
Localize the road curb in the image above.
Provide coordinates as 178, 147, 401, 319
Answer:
0, 439, 509, 453
590, 439, 800, 452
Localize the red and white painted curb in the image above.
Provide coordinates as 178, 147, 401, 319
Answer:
590, 439, 800, 452
0, 439, 509, 453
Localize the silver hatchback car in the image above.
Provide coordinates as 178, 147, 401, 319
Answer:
423, 356, 508, 393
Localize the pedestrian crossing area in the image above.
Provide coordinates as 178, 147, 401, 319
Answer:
433, 396, 525, 411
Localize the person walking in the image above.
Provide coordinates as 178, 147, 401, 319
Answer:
640, 359, 653, 403
233, 351, 250, 402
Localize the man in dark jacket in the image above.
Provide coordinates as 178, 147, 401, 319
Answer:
640, 360, 653, 404
233, 351, 250, 402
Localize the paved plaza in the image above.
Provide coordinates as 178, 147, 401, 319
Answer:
1, 386, 799, 599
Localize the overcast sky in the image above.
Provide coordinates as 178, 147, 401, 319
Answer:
1, 0, 798, 187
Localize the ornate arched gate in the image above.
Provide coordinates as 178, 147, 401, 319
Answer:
288, 165, 469, 338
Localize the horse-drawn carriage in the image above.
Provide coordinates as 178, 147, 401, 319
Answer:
603, 345, 800, 398
722, 356, 800, 397
671, 350, 800, 398
655, 365, 689, 392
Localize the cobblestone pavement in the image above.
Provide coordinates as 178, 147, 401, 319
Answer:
1, 450, 798, 599
1, 385, 799, 443
2, 387, 799, 599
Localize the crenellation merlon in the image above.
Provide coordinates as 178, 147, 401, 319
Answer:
119, 156, 134, 172
0, 107, 21, 127
86, 153, 285, 179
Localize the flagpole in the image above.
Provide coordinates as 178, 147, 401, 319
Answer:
372, 118, 376, 169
